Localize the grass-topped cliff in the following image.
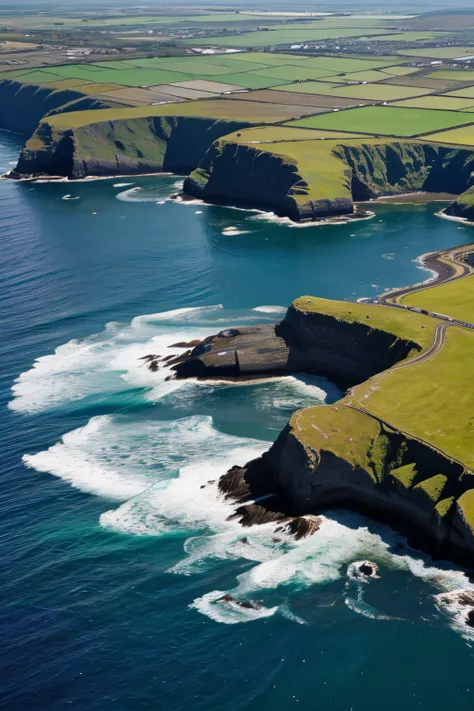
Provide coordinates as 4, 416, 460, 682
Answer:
12, 100, 296, 180
11, 107, 474, 221
210, 291, 474, 564
185, 131, 474, 219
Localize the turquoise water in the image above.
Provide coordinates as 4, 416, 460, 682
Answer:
2, 129, 474, 710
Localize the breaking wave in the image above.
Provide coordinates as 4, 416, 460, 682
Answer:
14, 304, 474, 630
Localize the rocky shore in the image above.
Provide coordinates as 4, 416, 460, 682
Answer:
158, 297, 474, 567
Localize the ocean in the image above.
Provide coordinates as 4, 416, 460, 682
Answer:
1, 129, 474, 711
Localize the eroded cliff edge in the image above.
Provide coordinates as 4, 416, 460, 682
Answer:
12, 114, 252, 179
11, 105, 474, 221
168, 296, 474, 566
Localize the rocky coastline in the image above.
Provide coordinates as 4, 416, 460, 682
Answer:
158, 296, 474, 567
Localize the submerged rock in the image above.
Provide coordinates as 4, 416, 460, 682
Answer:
215, 594, 262, 610
283, 515, 322, 540
169, 339, 203, 348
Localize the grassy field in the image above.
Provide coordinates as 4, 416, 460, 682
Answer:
42, 98, 311, 130
250, 65, 337, 82
273, 80, 350, 95
328, 69, 390, 83
286, 106, 474, 137
426, 70, 474, 82
400, 275, 474, 323
391, 96, 474, 111
319, 83, 433, 101
349, 325, 474, 467
293, 56, 405, 72
292, 295, 435, 348
381, 66, 420, 76
229, 126, 362, 142
426, 126, 474, 145
445, 87, 474, 99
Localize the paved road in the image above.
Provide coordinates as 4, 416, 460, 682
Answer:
393, 321, 449, 370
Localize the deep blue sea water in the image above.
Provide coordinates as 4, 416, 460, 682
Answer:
2, 128, 474, 711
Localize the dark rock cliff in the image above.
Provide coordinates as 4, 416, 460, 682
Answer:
227, 404, 474, 565
184, 141, 352, 221
0, 79, 119, 138
13, 115, 251, 179
172, 304, 421, 387
445, 185, 474, 221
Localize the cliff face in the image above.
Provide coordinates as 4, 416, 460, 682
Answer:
184, 140, 353, 221
172, 305, 421, 387
240, 404, 474, 563
0, 79, 118, 139
186, 139, 474, 221
13, 115, 251, 179
172, 296, 474, 563
445, 185, 474, 221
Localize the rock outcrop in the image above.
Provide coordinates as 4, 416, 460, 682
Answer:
184, 139, 353, 221
445, 185, 474, 221
12, 114, 251, 179
0, 79, 124, 138
185, 138, 474, 220
170, 296, 474, 564
220, 404, 474, 565
172, 303, 421, 387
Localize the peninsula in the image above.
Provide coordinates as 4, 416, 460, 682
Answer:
3, 9, 474, 221
167, 243, 474, 565
3, 5, 474, 563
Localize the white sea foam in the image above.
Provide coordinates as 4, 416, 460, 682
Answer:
221, 228, 249, 236
116, 179, 182, 203
15, 301, 474, 629
25, 414, 267, 506
113, 182, 135, 188
434, 589, 474, 640
9, 305, 223, 413
252, 305, 286, 314
191, 590, 278, 624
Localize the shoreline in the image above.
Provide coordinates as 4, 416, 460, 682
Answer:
358, 191, 458, 206
436, 208, 474, 228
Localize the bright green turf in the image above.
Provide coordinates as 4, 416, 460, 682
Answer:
272, 81, 346, 95
426, 125, 474, 145
391, 96, 474, 111
286, 106, 474, 137
251, 66, 338, 82
319, 83, 433, 101
426, 70, 474, 81
401, 275, 474, 323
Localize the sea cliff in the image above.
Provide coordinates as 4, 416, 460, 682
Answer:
169, 295, 474, 565
12, 114, 251, 179
7, 100, 474, 221
0, 79, 123, 138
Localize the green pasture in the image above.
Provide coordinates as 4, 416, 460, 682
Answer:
426, 70, 474, 82
401, 275, 474, 324
251, 65, 337, 82
286, 105, 474, 137
319, 82, 433, 101
445, 87, 474, 99
352, 325, 474, 468
273, 81, 346, 95
391, 96, 474, 111
424, 125, 474, 145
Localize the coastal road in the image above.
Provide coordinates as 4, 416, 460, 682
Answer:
392, 321, 449, 371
